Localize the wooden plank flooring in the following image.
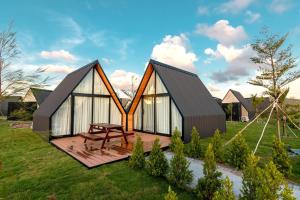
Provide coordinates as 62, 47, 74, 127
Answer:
51, 132, 171, 168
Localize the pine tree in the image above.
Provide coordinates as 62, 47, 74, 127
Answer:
212, 177, 235, 200
186, 126, 202, 158
211, 129, 223, 162
256, 161, 295, 199
164, 186, 178, 200
227, 134, 250, 169
196, 143, 222, 200
146, 138, 169, 177
129, 135, 145, 169
272, 137, 292, 176
168, 137, 193, 189
169, 127, 181, 152
240, 155, 260, 200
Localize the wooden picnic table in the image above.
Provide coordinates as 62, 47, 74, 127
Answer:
80, 123, 133, 149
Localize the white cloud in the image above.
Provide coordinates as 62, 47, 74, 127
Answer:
43, 64, 74, 73
109, 70, 141, 91
151, 34, 198, 72
218, 0, 255, 14
286, 78, 300, 98
101, 58, 114, 65
197, 6, 209, 15
195, 20, 248, 46
269, 0, 293, 13
40, 50, 76, 61
245, 10, 261, 23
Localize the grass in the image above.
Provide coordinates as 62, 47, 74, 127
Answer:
0, 120, 194, 200
198, 120, 300, 183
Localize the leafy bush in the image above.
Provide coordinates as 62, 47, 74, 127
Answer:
272, 137, 292, 176
146, 138, 169, 177
196, 143, 222, 200
212, 176, 235, 200
168, 137, 193, 189
226, 134, 250, 169
164, 186, 178, 200
186, 126, 202, 158
169, 128, 181, 152
211, 129, 223, 162
9, 108, 32, 121
129, 135, 145, 169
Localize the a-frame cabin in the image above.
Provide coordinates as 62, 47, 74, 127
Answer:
127, 59, 226, 142
33, 60, 126, 139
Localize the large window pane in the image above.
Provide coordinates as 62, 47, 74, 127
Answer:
94, 69, 109, 95
143, 72, 155, 95
51, 96, 71, 136
74, 97, 92, 134
156, 74, 167, 94
134, 100, 142, 130
74, 70, 93, 94
143, 97, 154, 132
171, 100, 182, 136
156, 96, 170, 134
93, 97, 109, 124
110, 98, 121, 125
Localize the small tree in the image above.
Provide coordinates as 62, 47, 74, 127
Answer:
240, 155, 260, 200
168, 137, 193, 189
169, 127, 181, 152
226, 134, 250, 169
164, 186, 178, 200
196, 143, 222, 200
211, 129, 223, 162
251, 94, 265, 116
272, 137, 292, 176
226, 103, 233, 121
146, 138, 169, 177
212, 176, 235, 200
186, 126, 202, 158
129, 135, 145, 169
256, 161, 295, 199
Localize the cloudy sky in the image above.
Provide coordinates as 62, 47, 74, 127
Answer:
1, 0, 300, 98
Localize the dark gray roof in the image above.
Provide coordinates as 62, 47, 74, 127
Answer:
34, 60, 98, 118
150, 59, 225, 117
230, 89, 255, 112
31, 88, 52, 105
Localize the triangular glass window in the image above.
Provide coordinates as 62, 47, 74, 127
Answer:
94, 69, 109, 95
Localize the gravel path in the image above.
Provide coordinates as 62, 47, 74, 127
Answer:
164, 152, 300, 199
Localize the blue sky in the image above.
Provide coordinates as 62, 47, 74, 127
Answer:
1, 0, 300, 98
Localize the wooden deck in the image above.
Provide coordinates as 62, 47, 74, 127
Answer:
51, 132, 171, 168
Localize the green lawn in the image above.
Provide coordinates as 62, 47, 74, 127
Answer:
0, 120, 194, 200
198, 120, 300, 183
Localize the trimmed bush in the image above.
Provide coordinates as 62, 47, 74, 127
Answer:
146, 138, 169, 177
186, 126, 202, 158
272, 137, 292, 176
196, 143, 222, 200
212, 176, 235, 200
211, 129, 223, 162
168, 137, 193, 189
226, 134, 250, 169
129, 135, 145, 169
169, 127, 181, 152
164, 186, 178, 200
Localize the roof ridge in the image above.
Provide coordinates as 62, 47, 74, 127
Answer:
68, 59, 99, 75
150, 59, 198, 77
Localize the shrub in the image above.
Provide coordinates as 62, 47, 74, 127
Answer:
226, 134, 250, 169
164, 186, 178, 200
272, 137, 292, 176
169, 127, 181, 152
129, 135, 145, 169
168, 137, 193, 189
240, 155, 260, 200
146, 138, 169, 177
212, 176, 235, 200
196, 143, 222, 200
211, 129, 223, 162
9, 108, 32, 121
186, 126, 202, 158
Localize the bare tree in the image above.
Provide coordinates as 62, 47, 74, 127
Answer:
249, 29, 300, 140
0, 22, 48, 103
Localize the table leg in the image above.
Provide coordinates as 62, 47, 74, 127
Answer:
121, 127, 128, 144
101, 128, 110, 149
